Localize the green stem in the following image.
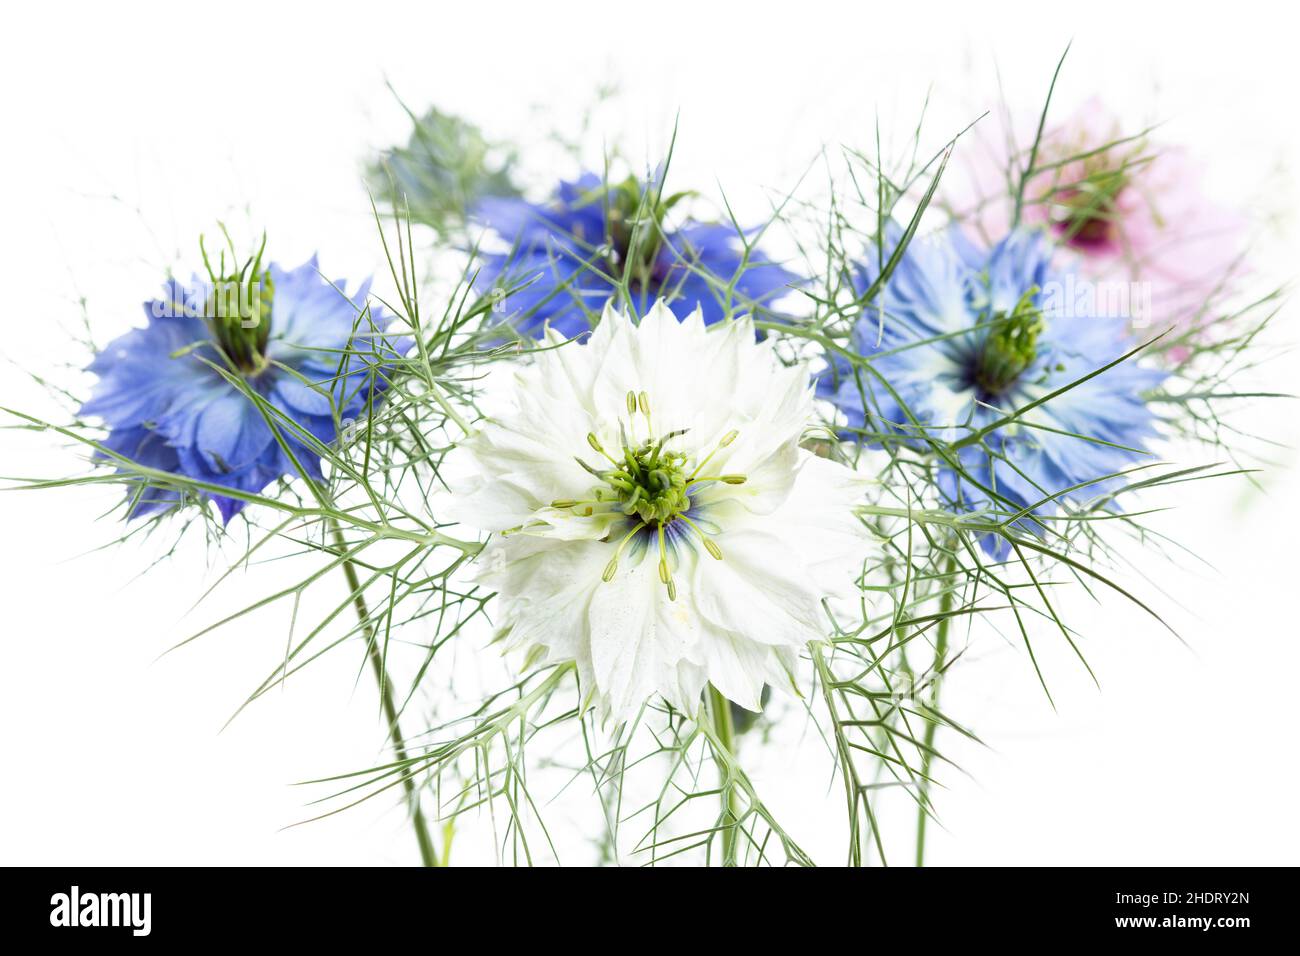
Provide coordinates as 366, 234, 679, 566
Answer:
915, 553, 957, 868
708, 684, 740, 866
332, 523, 438, 868
426, 380, 473, 436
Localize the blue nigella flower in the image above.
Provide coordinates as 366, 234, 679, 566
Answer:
819, 225, 1165, 556
471, 171, 800, 338
80, 245, 405, 523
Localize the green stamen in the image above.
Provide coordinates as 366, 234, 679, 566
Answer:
692, 474, 747, 485
974, 286, 1044, 396
688, 429, 739, 481
680, 515, 723, 561
602, 521, 647, 582
200, 230, 274, 375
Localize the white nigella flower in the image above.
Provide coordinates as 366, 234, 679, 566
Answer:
449, 300, 869, 721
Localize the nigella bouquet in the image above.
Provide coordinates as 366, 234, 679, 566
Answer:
6, 49, 1280, 866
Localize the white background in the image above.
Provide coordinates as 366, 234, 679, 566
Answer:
1, 1, 1297, 865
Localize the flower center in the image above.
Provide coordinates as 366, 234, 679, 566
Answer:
583, 175, 687, 289
1047, 162, 1128, 250
972, 286, 1044, 397
600, 431, 692, 524
554, 391, 743, 601
201, 232, 275, 375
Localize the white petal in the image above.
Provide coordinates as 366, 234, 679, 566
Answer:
693, 630, 772, 712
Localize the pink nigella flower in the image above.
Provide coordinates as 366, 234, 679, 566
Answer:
947, 101, 1249, 356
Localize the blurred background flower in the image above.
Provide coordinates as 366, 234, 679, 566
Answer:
471, 172, 801, 338
947, 101, 1249, 351
368, 102, 521, 239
